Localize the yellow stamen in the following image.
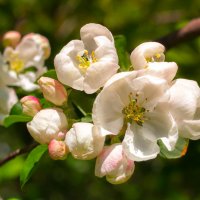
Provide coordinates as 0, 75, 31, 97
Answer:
122, 93, 148, 126
76, 50, 97, 73
10, 58, 24, 73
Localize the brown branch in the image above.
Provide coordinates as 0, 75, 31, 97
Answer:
156, 18, 200, 50
0, 143, 37, 167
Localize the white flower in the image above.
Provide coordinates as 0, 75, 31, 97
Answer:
65, 122, 105, 160
95, 143, 135, 184
54, 23, 119, 94
93, 73, 178, 161
168, 79, 200, 140
0, 86, 18, 125
27, 108, 68, 144
130, 42, 165, 70
0, 33, 50, 91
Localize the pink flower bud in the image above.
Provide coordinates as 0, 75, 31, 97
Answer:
23, 33, 51, 59
20, 96, 42, 117
48, 139, 68, 160
3, 31, 21, 47
38, 77, 67, 106
95, 144, 135, 184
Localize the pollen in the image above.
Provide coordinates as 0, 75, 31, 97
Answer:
145, 52, 165, 63
10, 58, 24, 73
122, 93, 148, 126
76, 50, 97, 73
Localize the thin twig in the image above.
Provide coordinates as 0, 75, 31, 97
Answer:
0, 143, 37, 167
156, 18, 200, 50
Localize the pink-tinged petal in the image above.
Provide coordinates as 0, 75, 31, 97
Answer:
122, 124, 160, 161
95, 144, 135, 184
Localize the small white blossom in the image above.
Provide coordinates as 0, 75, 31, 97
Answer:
130, 42, 165, 70
93, 73, 178, 161
65, 122, 105, 160
27, 108, 68, 144
54, 23, 119, 94
168, 79, 200, 140
95, 143, 135, 184
0, 33, 50, 91
0, 86, 18, 125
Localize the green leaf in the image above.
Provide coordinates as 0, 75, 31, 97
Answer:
22, 66, 37, 74
20, 144, 48, 188
159, 137, 189, 159
3, 115, 32, 127
114, 35, 131, 71
9, 102, 23, 115
40, 69, 58, 80
70, 90, 95, 116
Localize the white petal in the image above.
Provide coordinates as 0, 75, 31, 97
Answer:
137, 62, 178, 82
0, 86, 18, 115
130, 42, 165, 69
181, 119, 200, 140
84, 61, 119, 94
94, 36, 118, 63
65, 122, 105, 160
122, 124, 160, 161
168, 79, 200, 123
54, 40, 84, 90
141, 103, 178, 151
27, 108, 68, 144
80, 23, 114, 51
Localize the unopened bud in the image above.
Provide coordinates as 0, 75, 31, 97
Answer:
48, 139, 68, 160
3, 31, 21, 47
20, 96, 42, 117
38, 77, 67, 106
95, 144, 135, 184
23, 33, 51, 59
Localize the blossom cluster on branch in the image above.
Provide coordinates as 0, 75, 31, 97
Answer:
1, 23, 200, 185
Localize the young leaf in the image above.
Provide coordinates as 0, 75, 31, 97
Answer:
114, 35, 131, 71
3, 115, 32, 127
40, 69, 58, 80
159, 137, 189, 159
20, 144, 48, 188
9, 102, 23, 115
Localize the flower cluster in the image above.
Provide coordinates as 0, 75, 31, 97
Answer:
0, 31, 50, 124
19, 23, 200, 184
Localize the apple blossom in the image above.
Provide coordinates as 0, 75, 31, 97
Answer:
20, 96, 42, 117
0, 86, 18, 125
0, 33, 50, 91
54, 23, 119, 94
27, 108, 68, 144
95, 144, 135, 184
130, 42, 165, 70
65, 122, 105, 160
168, 79, 200, 140
3, 31, 21, 48
93, 73, 178, 161
48, 139, 69, 160
37, 76, 67, 106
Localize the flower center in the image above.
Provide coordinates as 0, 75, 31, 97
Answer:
10, 58, 24, 73
76, 50, 97, 73
122, 93, 147, 126
145, 53, 165, 63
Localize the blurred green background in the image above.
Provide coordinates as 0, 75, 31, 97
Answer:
0, 0, 200, 199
